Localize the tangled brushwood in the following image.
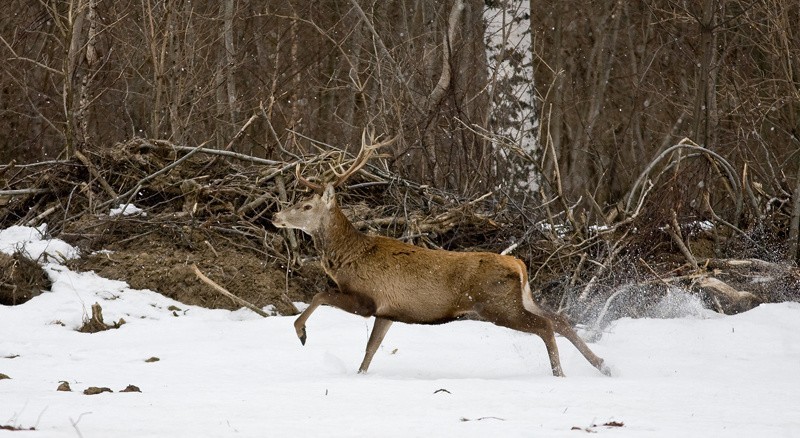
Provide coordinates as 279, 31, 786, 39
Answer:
0, 138, 798, 330
0, 251, 51, 305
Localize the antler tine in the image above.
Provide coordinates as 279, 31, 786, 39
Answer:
332, 130, 399, 188
294, 162, 325, 193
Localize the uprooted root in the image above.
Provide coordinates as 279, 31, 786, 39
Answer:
78, 303, 125, 333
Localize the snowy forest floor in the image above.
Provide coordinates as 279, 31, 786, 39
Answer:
2, 226, 800, 437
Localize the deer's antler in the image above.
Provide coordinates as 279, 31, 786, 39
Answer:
330, 130, 398, 187
295, 129, 398, 192
295, 163, 325, 192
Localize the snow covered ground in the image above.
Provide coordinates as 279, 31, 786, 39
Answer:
1, 226, 799, 437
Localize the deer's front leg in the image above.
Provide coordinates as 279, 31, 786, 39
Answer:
294, 291, 376, 345
358, 317, 393, 374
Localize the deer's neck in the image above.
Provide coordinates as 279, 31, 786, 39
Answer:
312, 206, 368, 273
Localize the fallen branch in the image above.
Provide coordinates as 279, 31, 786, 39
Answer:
25, 205, 58, 227
223, 112, 260, 151
666, 209, 698, 269
191, 264, 271, 318
0, 188, 51, 196
75, 150, 118, 200
0, 160, 72, 170
150, 140, 281, 166
694, 276, 760, 303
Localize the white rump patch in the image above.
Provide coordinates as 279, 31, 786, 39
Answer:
521, 282, 545, 316
515, 263, 545, 317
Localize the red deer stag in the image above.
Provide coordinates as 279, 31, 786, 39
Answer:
272, 134, 610, 377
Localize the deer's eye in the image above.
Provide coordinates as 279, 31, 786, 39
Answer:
303, 204, 313, 211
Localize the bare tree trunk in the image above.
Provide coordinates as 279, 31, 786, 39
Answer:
423, 0, 464, 186
289, 12, 300, 130
223, 0, 238, 128
567, 0, 621, 196
693, 0, 720, 149
789, 160, 800, 263
76, 0, 98, 146
167, 2, 183, 145
342, 11, 364, 143
63, 0, 88, 157
547, 1, 564, 169
774, 0, 800, 263
143, 0, 169, 140
214, 56, 226, 148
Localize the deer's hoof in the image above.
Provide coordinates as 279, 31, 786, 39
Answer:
297, 327, 307, 345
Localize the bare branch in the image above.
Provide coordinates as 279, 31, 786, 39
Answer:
0, 35, 64, 76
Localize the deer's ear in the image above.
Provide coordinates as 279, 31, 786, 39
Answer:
322, 183, 336, 208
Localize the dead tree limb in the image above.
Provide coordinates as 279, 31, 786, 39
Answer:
191, 264, 271, 318
0, 189, 51, 196
625, 139, 742, 218
151, 140, 281, 166
222, 112, 259, 151
74, 150, 118, 200
667, 210, 698, 270
694, 277, 760, 304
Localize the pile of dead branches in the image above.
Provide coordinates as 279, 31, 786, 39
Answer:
0, 138, 505, 255
1, 138, 798, 325
0, 251, 51, 305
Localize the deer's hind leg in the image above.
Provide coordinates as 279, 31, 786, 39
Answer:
548, 311, 611, 376
475, 302, 565, 377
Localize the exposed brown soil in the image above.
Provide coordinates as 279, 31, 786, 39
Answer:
64, 217, 317, 315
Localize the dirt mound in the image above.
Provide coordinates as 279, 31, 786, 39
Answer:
65, 218, 316, 315
0, 251, 51, 305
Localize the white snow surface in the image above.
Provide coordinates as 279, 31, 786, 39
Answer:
0, 225, 79, 263
2, 227, 800, 437
109, 204, 146, 217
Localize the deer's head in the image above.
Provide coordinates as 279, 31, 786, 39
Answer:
272, 183, 337, 234
272, 130, 397, 236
